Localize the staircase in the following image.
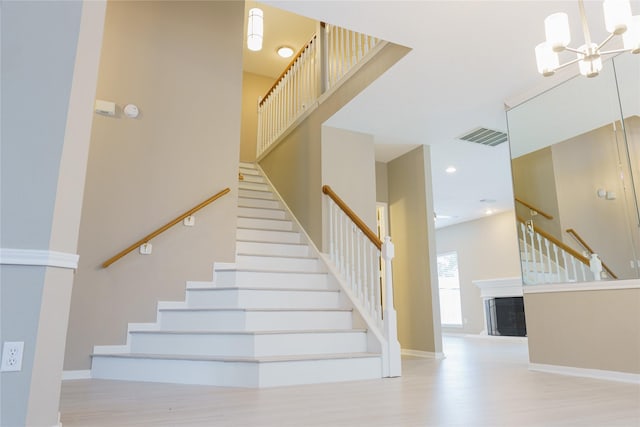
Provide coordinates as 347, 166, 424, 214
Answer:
90, 162, 383, 387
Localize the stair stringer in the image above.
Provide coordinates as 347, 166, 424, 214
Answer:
254, 164, 388, 375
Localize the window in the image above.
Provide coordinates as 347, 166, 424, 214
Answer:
437, 251, 463, 326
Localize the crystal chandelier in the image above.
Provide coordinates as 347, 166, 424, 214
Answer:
535, 0, 640, 78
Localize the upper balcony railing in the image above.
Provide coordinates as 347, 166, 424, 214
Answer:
257, 23, 382, 158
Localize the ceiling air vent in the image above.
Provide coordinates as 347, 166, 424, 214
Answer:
458, 127, 508, 147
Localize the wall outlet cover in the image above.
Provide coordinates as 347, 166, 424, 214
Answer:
1, 341, 24, 372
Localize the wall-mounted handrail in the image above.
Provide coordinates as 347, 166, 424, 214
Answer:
566, 228, 617, 279
515, 197, 554, 220
102, 188, 231, 268
516, 216, 588, 265
322, 185, 381, 250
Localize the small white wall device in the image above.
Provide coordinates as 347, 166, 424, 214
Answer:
123, 104, 140, 118
94, 99, 116, 116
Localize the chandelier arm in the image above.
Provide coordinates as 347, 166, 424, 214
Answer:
599, 48, 633, 55
596, 33, 616, 51
564, 46, 584, 54
554, 57, 583, 72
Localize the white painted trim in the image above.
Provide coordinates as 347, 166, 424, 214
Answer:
0, 248, 79, 269
401, 349, 446, 360
61, 370, 91, 380
444, 332, 528, 343
529, 363, 640, 384
474, 277, 523, 298
524, 279, 640, 294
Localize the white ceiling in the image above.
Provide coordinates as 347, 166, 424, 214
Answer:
250, 0, 640, 228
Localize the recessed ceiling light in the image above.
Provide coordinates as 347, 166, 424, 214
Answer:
485, 209, 494, 215
445, 166, 457, 174
277, 46, 294, 58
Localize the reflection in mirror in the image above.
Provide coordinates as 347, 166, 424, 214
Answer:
507, 55, 640, 284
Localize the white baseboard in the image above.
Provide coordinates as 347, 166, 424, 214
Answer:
529, 363, 640, 384
62, 370, 91, 380
402, 349, 446, 360
444, 332, 528, 343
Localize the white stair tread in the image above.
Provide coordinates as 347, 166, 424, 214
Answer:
236, 239, 307, 247
237, 253, 318, 261
158, 307, 352, 312
92, 352, 380, 363
187, 286, 338, 292
130, 329, 366, 335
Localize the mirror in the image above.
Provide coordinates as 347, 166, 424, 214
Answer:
507, 54, 640, 284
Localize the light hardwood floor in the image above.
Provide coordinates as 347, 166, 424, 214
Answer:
60, 335, 640, 426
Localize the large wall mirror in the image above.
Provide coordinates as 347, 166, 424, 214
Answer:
507, 54, 639, 284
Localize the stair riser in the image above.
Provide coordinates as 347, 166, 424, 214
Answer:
185, 288, 341, 309
91, 355, 382, 388
237, 255, 323, 273
236, 241, 309, 257
128, 331, 367, 357
238, 189, 274, 200
91, 356, 260, 387
214, 270, 329, 289
238, 197, 281, 210
240, 174, 265, 184
158, 310, 353, 331
237, 217, 293, 231
239, 182, 270, 192
237, 207, 286, 220
237, 228, 301, 244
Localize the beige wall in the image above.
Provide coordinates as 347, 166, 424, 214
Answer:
321, 126, 377, 235
387, 146, 442, 354
525, 284, 640, 374
259, 42, 410, 249
240, 72, 274, 163
511, 146, 562, 239
375, 161, 389, 203
65, 0, 244, 370
435, 211, 522, 334
552, 122, 639, 279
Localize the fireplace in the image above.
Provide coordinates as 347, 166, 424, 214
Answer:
473, 277, 526, 337
485, 297, 527, 337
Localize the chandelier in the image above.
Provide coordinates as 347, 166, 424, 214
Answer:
535, 0, 640, 78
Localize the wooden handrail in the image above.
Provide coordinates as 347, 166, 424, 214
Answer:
102, 188, 231, 268
322, 185, 382, 250
259, 33, 318, 107
515, 197, 554, 220
516, 216, 589, 265
566, 228, 618, 279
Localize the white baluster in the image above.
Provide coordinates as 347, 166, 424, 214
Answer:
561, 250, 569, 282
535, 234, 543, 283
544, 239, 552, 283
520, 223, 530, 283
552, 244, 560, 282
570, 256, 578, 282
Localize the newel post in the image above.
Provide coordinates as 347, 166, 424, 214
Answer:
382, 236, 402, 377
589, 253, 603, 280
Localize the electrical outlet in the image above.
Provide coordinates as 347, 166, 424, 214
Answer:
1, 341, 24, 372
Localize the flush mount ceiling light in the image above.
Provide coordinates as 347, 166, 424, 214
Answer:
277, 46, 294, 58
247, 8, 263, 52
445, 166, 457, 174
535, 0, 640, 78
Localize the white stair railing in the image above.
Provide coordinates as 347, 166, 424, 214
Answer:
257, 24, 383, 158
518, 219, 602, 284
323, 185, 401, 377
325, 23, 380, 89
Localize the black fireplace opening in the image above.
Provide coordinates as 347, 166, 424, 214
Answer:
486, 297, 527, 337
